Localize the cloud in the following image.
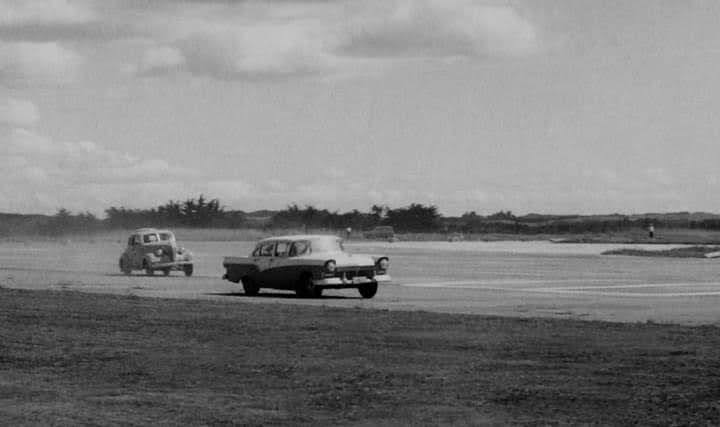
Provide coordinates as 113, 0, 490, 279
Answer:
0, 0, 95, 27
0, 41, 82, 86
341, 0, 538, 58
136, 45, 186, 75
127, 0, 538, 80
0, 128, 198, 213
0, 98, 38, 126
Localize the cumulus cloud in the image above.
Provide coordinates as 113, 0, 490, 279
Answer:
342, 0, 538, 58
0, 0, 95, 27
0, 98, 38, 126
136, 45, 186, 75
128, 0, 538, 80
0, 41, 82, 86
0, 127, 198, 213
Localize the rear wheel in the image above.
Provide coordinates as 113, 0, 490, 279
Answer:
183, 264, 193, 277
358, 281, 378, 299
296, 274, 322, 298
162, 268, 171, 276
241, 277, 260, 296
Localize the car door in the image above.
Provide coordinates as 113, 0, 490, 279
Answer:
264, 240, 293, 289
129, 234, 143, 268
253, 241, 276, 286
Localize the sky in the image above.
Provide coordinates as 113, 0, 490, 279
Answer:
2, 0, 720, 217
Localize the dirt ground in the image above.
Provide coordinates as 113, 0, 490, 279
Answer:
2, 288, 720, 425
2, 239, 720, 324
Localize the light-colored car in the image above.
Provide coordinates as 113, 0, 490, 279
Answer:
119, 228, 193, 276
222, 234, 391, 298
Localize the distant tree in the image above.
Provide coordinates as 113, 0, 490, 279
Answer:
385, 203, 441, 232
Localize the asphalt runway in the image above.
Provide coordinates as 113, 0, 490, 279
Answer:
2, 239, 720, 325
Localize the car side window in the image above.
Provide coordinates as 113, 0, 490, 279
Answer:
132, 235, 141, 245
289, 241, 309, 257
275, 241, 290, 257
259, 242, 275, 257
252, 246, 261, 257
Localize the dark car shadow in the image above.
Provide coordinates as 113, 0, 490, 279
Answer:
210, 291, 357, 300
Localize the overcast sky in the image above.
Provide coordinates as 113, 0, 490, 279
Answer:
2, 0, 720, 216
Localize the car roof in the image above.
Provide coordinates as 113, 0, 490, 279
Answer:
257, 234, 340, 243
133, 228, 173, 235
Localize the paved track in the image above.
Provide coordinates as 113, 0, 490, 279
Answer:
2, 240, 720, 325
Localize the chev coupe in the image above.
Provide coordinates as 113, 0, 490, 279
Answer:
119, 228, 194, 276
222, 235, 390, 298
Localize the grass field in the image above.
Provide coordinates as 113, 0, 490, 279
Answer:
2, 288, 720, 425
603, 246, 720, 258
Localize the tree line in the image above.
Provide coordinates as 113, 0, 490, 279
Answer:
4, 195, 720, 237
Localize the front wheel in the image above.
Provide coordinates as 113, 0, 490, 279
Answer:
241, 277, 260, 296
358, 282, 378, 299
119, 258, 131, 275
295, 274, 322, 298
183, 264, 193, 277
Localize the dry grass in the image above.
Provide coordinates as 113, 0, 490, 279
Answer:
2, 288, 720, 425
603, 245, 720, 258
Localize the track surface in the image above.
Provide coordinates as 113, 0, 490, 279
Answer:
2, 240, 720, 324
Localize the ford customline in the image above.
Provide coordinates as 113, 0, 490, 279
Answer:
119, 228, 193, 276
222, 235, 390, 298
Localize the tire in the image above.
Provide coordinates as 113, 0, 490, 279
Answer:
295, 274, 322, 298
241, 277, 260, 296
162, 268, 171, 276
183, 264, 194, 277
358, 281, 378, 299
119, 258, 131, 275
144, 261, 154, 276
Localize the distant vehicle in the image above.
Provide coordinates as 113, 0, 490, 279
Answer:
448, 232, 465, 242
364, 226, 396, 241
222, 234, 391, 298
119, 228, 193, 276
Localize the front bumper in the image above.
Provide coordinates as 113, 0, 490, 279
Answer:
149, 260, 192, 269
313, 274, 391, 287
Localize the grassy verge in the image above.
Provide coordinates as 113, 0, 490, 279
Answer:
2, 289, 720, 425
602, 245, 720, 258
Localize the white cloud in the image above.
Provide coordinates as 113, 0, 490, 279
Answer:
0, 128, 197, 213
126, 0, 538, 80
342, 0, 538, 58
0, 0, 95, 27
138, 45, 186, 75
0, 41, 82, 86
0, 98, 38, 126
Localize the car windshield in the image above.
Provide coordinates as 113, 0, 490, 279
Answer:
310, 237, 343, 253
143, 233, 159, 243
159, 232, 173, 241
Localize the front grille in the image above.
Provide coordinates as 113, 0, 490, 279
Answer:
338, 269, 374, 280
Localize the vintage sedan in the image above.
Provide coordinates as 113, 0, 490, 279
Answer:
222, 235, 390, 298
119, 228, 193, 276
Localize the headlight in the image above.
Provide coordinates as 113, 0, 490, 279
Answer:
377, 258, 389, 270
177, 247, 184, 254
155, 248, 163, 256
324, 260, 336, 273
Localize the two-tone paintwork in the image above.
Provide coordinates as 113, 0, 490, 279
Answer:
222, 234, 390, 297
